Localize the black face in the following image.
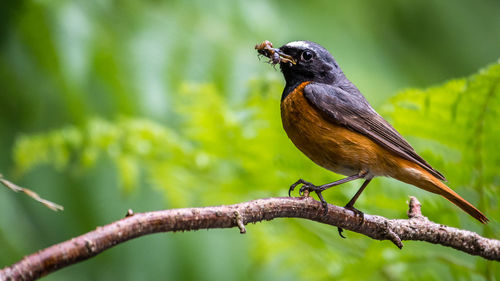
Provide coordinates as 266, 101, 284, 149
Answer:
278, 41, 340, 86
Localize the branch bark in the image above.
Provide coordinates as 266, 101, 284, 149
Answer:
1, 196, 498, 281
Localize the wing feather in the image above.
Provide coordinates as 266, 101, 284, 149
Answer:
304, 83, 446, 181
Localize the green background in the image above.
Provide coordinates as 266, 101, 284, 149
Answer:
1, 0, 499, 280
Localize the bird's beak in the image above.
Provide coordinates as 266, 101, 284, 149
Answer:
275, 49, 296, 65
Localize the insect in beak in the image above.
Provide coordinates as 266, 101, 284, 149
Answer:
255, 40, 296, 65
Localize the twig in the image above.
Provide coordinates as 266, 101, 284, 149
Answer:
0, 174, 63, 211
0, 196, 498, 281
407, 196, 424, 219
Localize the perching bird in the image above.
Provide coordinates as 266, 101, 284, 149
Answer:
255, 40, 488, 233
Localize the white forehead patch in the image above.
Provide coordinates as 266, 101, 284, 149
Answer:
284, 41, 310, 49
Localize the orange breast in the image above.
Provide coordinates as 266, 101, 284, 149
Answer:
280, 82, 399, 177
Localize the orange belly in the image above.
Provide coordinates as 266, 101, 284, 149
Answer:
281, 82, 401, 177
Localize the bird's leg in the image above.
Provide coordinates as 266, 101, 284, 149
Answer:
288, 173, 365, 214
338, 178, 372, 238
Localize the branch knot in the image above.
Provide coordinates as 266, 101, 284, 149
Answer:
234, 211, 246, 234
383, 221, 403, 249
407, 196, 427, 220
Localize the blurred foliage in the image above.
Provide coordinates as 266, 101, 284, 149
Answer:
1, 0, 500, 281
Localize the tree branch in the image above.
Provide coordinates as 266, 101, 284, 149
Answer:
0, 174, 63, 211
0, 196, 498, 281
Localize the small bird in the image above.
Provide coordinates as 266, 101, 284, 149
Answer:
255, 40, 488, 233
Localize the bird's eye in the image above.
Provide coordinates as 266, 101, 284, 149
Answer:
301, 50, 313, 61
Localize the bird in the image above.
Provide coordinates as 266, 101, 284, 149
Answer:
255, 40, 488, 234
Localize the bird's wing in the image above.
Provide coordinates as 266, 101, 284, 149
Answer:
303, 82, 446, 181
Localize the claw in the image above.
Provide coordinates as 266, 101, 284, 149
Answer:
289, 179, 315, 197
345, 205, 364, 220
316, 191, 328, 214
337, 205, 365, 239
288, 179, 304, 197
338, 227, 346, 238
299, 185, 308, 196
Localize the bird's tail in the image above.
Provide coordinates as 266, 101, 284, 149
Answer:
392, 162, 489, 224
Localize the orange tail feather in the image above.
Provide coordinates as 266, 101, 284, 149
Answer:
428, 177, 488, 223
393, 163, 488, 223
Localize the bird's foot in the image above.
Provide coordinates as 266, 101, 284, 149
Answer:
337, 205, 364, 238
345, 205, 364, 219
289, 179, 314, 196
288, 179, 329, 214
